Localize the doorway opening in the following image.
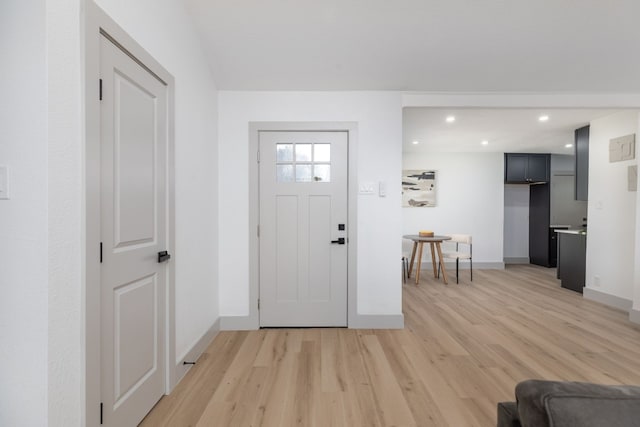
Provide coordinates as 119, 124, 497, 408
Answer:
401, 107, 627, 285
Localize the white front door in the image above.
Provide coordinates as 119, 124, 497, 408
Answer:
259, 131, 348, 327
100, 34, 168, 426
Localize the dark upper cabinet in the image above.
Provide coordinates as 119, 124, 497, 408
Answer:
504, 153, 550, 183
527, 155, 550, 182
505, 154, 528, 182
575, 125, 590, 201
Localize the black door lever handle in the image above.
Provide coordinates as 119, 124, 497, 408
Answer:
331, 238, 345, 245
158, 251, 171, 263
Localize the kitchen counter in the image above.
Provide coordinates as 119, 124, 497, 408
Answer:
555, 229, 587, 235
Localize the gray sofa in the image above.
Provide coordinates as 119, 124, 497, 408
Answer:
497, 379, 640, 427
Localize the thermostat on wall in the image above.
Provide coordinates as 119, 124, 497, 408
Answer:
379, 181, 387, 197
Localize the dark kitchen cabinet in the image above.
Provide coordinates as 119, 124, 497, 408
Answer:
557, 231, 586, 293
504, 153, 550, 183
528, 185, 567, 268
549, 226, 568, 267
529, 183, 551, 267
505, 154, 528, 182
527, 155, 550, 182
575, 125, 590, 201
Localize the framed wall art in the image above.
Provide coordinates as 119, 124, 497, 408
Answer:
402, 170, 437, 207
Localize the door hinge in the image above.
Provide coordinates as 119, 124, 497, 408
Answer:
257, 150, 260, 163
99, 79, 103, 101
100, 242, 103, 263
100, 402, 103, 425
257, 225, 260, 237
258, 298, 260, 310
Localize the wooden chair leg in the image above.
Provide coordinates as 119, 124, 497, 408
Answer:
429, 242, 437, 278
416, 242, 424, 285
402, 257, 407, 284
435, 242, 448, 284
408, 242, 417, 278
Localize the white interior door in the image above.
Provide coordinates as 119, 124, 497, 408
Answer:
259, 131, 348, 327
100, 34, 168, 427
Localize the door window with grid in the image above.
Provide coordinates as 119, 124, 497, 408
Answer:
276, 143, 331, 182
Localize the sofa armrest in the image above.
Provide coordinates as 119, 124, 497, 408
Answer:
516, 380, 640, 427
497, 401, 521, 427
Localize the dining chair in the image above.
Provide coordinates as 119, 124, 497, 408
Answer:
401, 256, 408, 283
439, 234, 472, 284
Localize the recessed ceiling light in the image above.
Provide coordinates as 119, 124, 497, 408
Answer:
565, 143, 574, 148
539, 115, 549, 122
481, 140, 489, 146
412, 140, 419, 145
446, 116, 456, 123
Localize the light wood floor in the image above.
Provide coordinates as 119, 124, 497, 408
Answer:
141, 265, 640, 426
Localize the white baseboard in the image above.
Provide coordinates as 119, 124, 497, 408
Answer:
221, 315, 258, 330
221, 313, 404, 330
350, 314, 404, 329
629, 308, 640, 325
504, 257, 530, 264
419, 261, 505, 270
583, 287, 632, 312
173, 318, 220, 386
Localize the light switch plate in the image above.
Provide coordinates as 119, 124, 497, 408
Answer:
359, 182, 375, 195
0, 165, 8, 200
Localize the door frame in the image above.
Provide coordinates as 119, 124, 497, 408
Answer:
248, 122, 359, 329
84, 3, 176, 425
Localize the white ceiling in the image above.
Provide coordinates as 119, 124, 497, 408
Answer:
184, 0, 640, 91
403, 108, 623, 153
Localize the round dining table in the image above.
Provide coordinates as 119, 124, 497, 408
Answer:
402, 235, 452, 285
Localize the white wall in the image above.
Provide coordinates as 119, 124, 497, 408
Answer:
46, 0, 220, 425
0, 2, 48, 425
504, 185, 530, 261
218, 91, 403, 316
402, 152, 505, 265
586, 111, 639, 300
47, 0, 83, 424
